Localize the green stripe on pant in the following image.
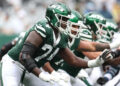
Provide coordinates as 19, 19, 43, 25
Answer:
0, 62, 3, 86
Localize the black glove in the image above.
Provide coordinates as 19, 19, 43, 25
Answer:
100, 49, 119, 60
97, 77, 109, 85
110, 49, 120, 58
100, 49, 112, 61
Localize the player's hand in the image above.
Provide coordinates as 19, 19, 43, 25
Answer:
59, 72, 70, 82
95, 49, 112, 65
88, 49, 111, 67
57, 69, 70, 82
51, 70, 70, 83
99, 49, 113, 61
77, 69, 88, 78
51, 70, 61, 82
39, 72, 52, 82
51, 70, 70, 86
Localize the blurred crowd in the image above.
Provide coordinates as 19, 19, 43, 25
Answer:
0, 0, 120, 35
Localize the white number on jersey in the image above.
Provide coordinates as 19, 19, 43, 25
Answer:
35, 44, 59, 61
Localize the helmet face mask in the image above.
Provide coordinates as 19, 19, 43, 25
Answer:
94, 21, 106, 35
66, 10, 86, 38
56, 14, 70, 32
67, 21, 81, 38
106, 28, 114, 39
46, 3, 71, 33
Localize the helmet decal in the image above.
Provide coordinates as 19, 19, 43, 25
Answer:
84, 12, 106, 35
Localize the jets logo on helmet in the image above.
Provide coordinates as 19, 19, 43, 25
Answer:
84, 12, 106, 35
46, 3, 71, 33
51, 4, 64, 12
89, 14, 105, 21
105, 20, 118, 39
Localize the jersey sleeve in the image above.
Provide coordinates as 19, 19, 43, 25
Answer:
59, 33, 69, 48
15, 32, 26, 41
79, 29, 92, 41
34, 23, 47, 38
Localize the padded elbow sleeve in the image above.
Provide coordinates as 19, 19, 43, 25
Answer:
21, 42, 38, 57
20, 42, 38, 72
21, 54, 37, 72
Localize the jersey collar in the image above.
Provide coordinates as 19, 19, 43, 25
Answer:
68, 38, 75, 48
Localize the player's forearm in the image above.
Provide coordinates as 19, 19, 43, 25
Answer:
0, 42, 15, 58
43, 62, 54, 73
82, 52, 101, 59
95, 41, 120, 51
77, 41, 110, 52
94, 42, 110, 51
19, 53, 43, 78
19, 41, 40, 74
69, 56, 102, 68
32, 67, 41, 77
69, 56, 88, 68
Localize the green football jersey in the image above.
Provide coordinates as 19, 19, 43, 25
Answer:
8, 19, 68, 67
50, 28, 112, 77
50, 37, 84, 77
60, 37, 86, 77
49, 29, 92, 77
49, 54, 64, 71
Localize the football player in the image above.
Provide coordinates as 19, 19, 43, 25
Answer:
0, 3, 117, 86
80, 13, 114, 86
78, 13, 120, 86
97, 20, 120, 86
23, 10, 109, 86
38, 11, 117, 86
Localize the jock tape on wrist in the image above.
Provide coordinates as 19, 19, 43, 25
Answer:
21, 42, 38, 72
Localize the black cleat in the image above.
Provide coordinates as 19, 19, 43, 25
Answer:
97, 77, 109, 85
